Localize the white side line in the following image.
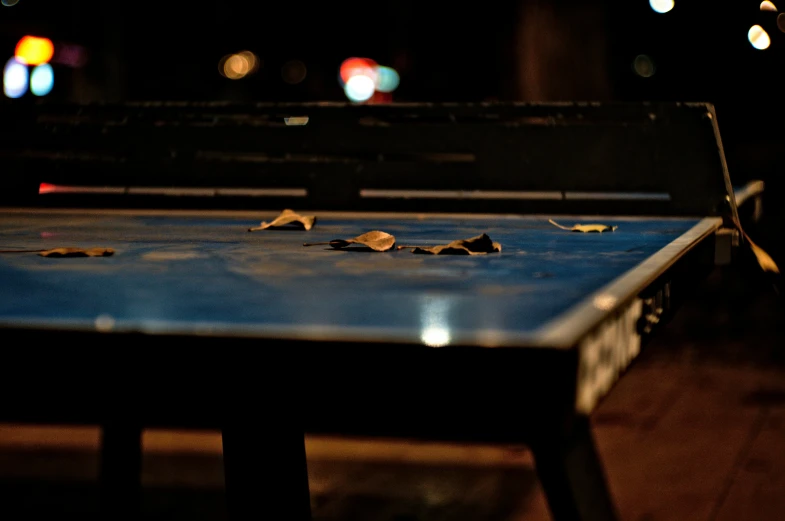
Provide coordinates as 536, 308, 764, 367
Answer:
215, 188, 308, 197
564, 191, 671, 201
360, 189, 672, 201
360, 189, 564, 200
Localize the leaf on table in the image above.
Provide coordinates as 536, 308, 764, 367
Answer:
38, 247, 115, 258
303, 231, 396, 252
402, 234, 502, 255
548, 219, 617, 233
248, 209, 316, 231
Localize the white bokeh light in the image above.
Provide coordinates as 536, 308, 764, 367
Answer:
749, 25, 771, 50
649, 0, 674, 13
344, 74, 375, 102
3, 57, 28, 98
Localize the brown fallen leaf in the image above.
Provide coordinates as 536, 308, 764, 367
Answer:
248, 209, 316, 231
303, 231, 396, 252
548, 219, 617, 233
727, 214, 780, 276
398, 234, 502, 255
39, 248, 114, 258
736, 223, 780, 274
748, 238, 779, 274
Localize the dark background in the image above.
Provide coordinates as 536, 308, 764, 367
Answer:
2, 0, 783, 260
1, 4, 784, 519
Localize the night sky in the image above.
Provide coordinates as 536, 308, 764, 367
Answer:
2, 1, 783, 103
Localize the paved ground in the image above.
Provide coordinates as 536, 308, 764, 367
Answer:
0, 230, 783, 520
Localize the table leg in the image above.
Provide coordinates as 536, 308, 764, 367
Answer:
99, 423, 143, 519
222, 425, 311, 520
531, 418, 619, 521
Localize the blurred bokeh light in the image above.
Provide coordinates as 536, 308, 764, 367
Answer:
339, 58, 400, 102
281, 60, 307, 84
225, 55, 248, 79
633, 55, 656, 77
749, 25, 771, 50
30, 64, 54, 96
345, 74, 375, 102
339, 57, 377, 86
15, 36, 54, 66
374, 65, 400, 93
219, 51, 259, 80
238, 51, 259, 72
3, 57, 28, 98
52, 43, 88, 68
760, 1, 778, 11
1, 0, 20, 6
649, 0, 674, 14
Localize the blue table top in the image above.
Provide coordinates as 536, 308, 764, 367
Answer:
0, 211, 702, 347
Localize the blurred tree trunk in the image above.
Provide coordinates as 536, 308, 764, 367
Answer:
515, 0, 611, 101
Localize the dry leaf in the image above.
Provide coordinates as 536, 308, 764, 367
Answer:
742, 233, 780, 274
548, 219, 617, 233
749, 240, 779, 274
303, 231, 396, 252
248, 209, 316, 231
731, 215, 780, 275
399, 234, 502, 255
38, 248, 115, 258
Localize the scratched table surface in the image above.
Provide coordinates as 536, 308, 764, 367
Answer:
0, 210, 702, 347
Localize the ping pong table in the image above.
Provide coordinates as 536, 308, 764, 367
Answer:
0, 101, 766, 520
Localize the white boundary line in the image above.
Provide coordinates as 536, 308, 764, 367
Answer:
359, 189, 672, 201
359, 189, 563, 200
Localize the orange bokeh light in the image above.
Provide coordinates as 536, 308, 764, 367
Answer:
15, 36, 54, 66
